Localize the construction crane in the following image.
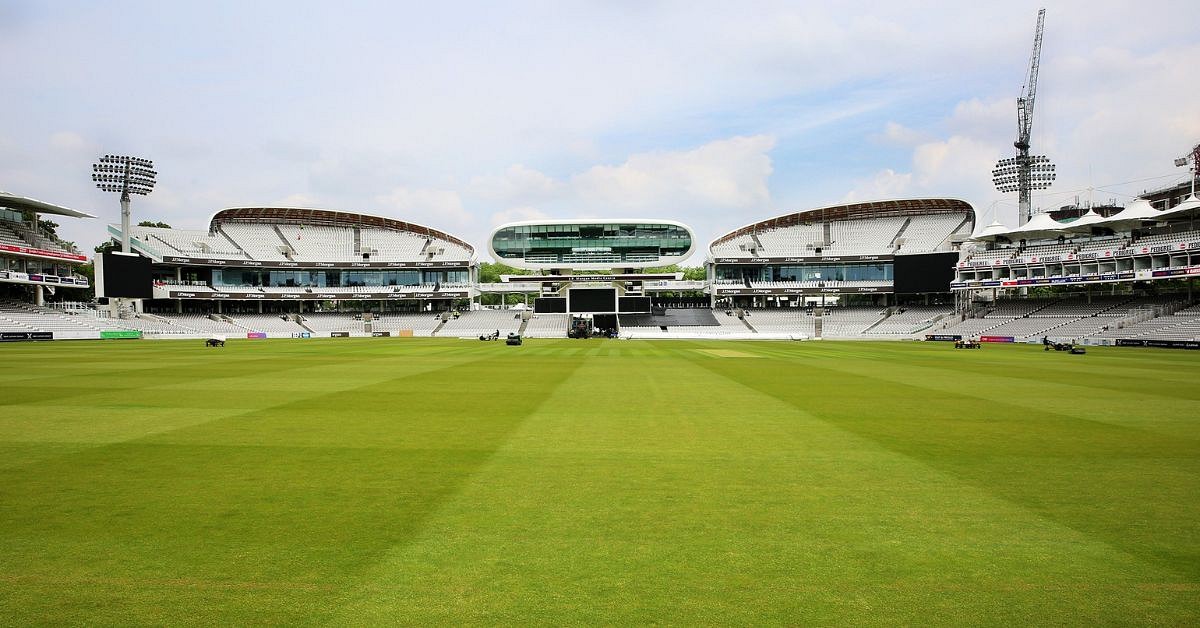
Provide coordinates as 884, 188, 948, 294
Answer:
1175, 143, 1200, 198
992, 8, 1055, 226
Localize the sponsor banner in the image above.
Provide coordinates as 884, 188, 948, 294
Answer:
100, 330, 142, 340
713, 255, 892, 264
1115, 338, 1200, 350
330, 331, 350, 338
290, 332, 312, 339
1, 331, 54, 342
160, 255, 469, 269
504, 273, 678, 283
715, 286, 892, 295
167, 290, 468, 300
980, 335, 1015, 343
371, 331, 392, 337
925, 334, 962, 342
246, 332, 267, 339
1151, 266, 1200, 278
953, 271, 1139, 290
0, 243, 87, 262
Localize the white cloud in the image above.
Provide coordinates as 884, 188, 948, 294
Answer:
571, 135, 776, 211
374, 187, 471, 228
277, 193, 321, 208
876, 122, 926, 147
49, 131, 90, 153
490, 206, 548, 227
469, 165, 561, 203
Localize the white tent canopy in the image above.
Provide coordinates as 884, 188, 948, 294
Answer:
1097, 199, 1161, 228
1057, 209, 1108, 232
1008, 212, 1069, 240
971, 220, 1013, 240
1155, 194, 1200, 221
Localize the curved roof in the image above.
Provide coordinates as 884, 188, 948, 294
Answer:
490, 217, 693, 230
209, 206, 474, 254
488, 218, 696, 270
710, 198, 974, 249
0, 190, 95, 219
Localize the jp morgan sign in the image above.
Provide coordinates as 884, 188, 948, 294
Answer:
714, 255, 893, 264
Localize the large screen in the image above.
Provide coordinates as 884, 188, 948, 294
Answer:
618, 296, 652, 313
100, 251, 153, 298
893, 252, 958, 294
534, 297, 566, 313
569, 288, 616, 313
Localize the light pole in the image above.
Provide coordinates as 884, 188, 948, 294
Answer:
92, 155, 156, 253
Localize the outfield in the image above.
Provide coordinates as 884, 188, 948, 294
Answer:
1, 338, 1197, 625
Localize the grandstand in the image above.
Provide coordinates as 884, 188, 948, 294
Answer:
709, 198, 973, 309
437, 309, 523, 338
0, 192, 94, 309
6, 186, 1200, 346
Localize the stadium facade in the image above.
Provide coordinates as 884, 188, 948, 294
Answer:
708, 198, 973, 307
4, 182, 1200, 344
0, 191, 93, 307
118, 207, 476, 313
488, 219, 695, 270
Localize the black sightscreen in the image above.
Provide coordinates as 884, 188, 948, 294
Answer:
618, 296, 652, 313
101, 251, 153, 298
569, 288, 616, 313
893, 252, 958, 294
534, 297, 567, 313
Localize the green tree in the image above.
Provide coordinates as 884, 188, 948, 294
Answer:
137, 220, 172, 228
477, 262, 530, 284
645, 264, 707, 280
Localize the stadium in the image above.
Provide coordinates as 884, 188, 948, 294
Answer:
3, 167, 1200, 623
6, 187, 1199, 345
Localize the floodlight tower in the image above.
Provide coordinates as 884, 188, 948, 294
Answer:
992, 8, 1054, 225
92, 155, 156, 253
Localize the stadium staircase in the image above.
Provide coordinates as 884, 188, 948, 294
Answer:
861, 309, 892, 333
430, 313, 449, 336
272, 226, 298, 259
295, 316, 316, 334
889, 218, 911, 249
737, 309, 757, 333
216, 228, 252, 260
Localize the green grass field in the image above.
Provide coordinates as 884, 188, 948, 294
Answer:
1, 337, 1198, 625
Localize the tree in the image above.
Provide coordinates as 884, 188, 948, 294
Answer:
645, 264, 707, 281
37, 218, 60, 237
137, 220, 171, 228
477, 262, 530, 284
73, 261, 96, 300
94, 241, 119, 254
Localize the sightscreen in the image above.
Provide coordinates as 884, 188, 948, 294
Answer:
893, 252, 958, 294
618, 296, 652, 313
100, 251, 153, 298
569, 288, 616, 313
534, 297, 566, 313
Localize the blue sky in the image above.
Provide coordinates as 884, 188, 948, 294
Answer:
2, 0, 1198, 263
